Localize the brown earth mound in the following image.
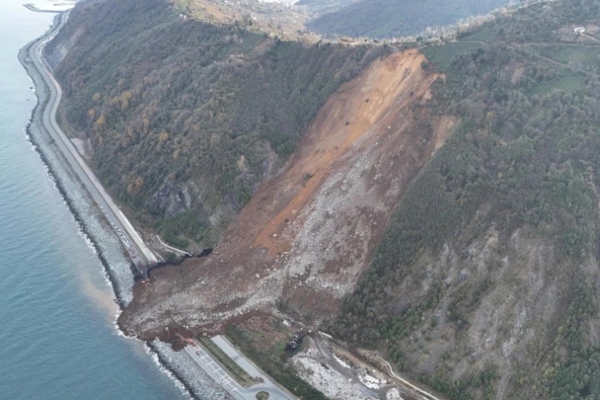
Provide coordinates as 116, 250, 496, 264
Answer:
119, 49, 457, 339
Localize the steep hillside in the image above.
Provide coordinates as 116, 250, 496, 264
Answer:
46, 0, 388, 250
332, 0, 600, 398
307, 0, 510, 39
119, 48, 451, 335
49, 0, 600, 398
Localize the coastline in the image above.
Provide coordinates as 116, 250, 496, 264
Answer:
18, 12, 131, 308
18, 11, 229, 400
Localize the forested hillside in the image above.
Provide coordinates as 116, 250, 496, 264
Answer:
307, 0, 510, 39
331, 0, 600, 398
46, 0, 387, 249
48, 0, 600, 398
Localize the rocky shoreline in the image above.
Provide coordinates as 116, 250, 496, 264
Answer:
18, 11, 228, 400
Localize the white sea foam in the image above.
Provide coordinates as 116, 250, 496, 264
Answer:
76, 227, 98, 254
144, 342, 194, 400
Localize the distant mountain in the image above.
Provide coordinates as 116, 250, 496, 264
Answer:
307, 0, 511, 38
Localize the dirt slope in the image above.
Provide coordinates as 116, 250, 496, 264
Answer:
119, 49, 457, 338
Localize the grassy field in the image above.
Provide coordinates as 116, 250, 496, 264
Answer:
529, 72, 586, 95
537, 44, 600, 65
422, 41, 484, 81
458, 27, 498, 43
524, 44, 596, 95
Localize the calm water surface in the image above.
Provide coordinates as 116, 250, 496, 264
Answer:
0, 2, 185, 398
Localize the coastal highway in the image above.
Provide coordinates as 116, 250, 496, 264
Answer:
25, 13, 287, 400
25, 11, 158, 266
185, 337, 293, 400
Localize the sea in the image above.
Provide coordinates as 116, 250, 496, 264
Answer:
0, 2, 187, 399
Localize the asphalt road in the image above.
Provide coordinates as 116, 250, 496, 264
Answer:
185, 339, 292, 400
26, 11, 158, 266
211, 336, 266, 380
27, 13, 292, 399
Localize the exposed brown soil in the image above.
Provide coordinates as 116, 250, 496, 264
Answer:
119, 49, 457, 340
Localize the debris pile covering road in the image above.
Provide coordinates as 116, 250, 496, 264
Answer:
119, 49, 456, 342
